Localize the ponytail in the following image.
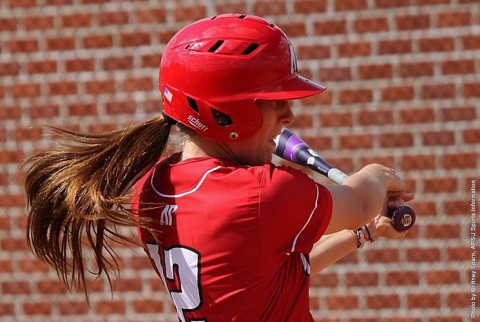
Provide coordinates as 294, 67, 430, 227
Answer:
23, 115, 173, 298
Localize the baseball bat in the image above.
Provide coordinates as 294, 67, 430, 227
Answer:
274, 127, 415, 232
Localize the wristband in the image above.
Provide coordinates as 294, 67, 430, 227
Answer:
352, 229, 367, 249
363, 225, 374, 242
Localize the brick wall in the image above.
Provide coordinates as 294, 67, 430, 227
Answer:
1, 0, 478, 321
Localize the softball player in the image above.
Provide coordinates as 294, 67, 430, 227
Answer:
24, 14, 412, 321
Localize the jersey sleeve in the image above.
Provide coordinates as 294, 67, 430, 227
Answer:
258, 164, 333, 258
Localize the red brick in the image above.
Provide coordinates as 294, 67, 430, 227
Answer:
61, 13, 92, 27
448, 292, 471, 309
106, 100, 136, 115
95, 300, 126, 314
359, 63, 393, 80
0, 18, 17, 31
103, 56, 134, 70
378, 39, 412, 55
401, 154, 436, 170
0, 259, 12, 273
2, 281, 30, 294
419, 37, 455, 52
334, 0, 367, 11
8, 0, 36, 7
277, 22, 307, 37
354, 17, 388, 33
99, 10, 129, 25
0, 149, 24, 163
406, 247, 441, 262
27, 60, 57, 74
345, 272, 378, 287
294, 0, 327, 13
0, 62, 20, 77
437, 11, 471, 27
120, 32, 151, 47
441, 59, 475, 75
338, 41, 371, 57
399, 61, 434, 77
88, 122, 118, 133
407, 293, 441, 308
14, 126, 43, 141
0, 106, 22, 120
463, 82, 480, 97
67, 103, 98, 116
367, 294, 400, 309
174, 5, 207, 21
123, 76, 154, 92
339, 88, 373, 104
29, 104, 59, 119
380, 132, 414, 148
65, 58, 95, 72
253, 1, 287, 16
381, 85, 414, 101
421, 83, 456, 99
400, 107, 435, 124
296, 45, 331, 60
58, 301, 89, 315
423, 177, 457, 193
442, 153, 477, 169
84, 35, 113, 48
291, 113, 313, 129
9, 39, 39, 53
19, 258, 51, 273
302, 135, 333, 152
441, 106, 476, 121
339, 134, 374, 149
85, 80, 116, 94
425, 223, 461, 239
444, 200, 470, 216
23, 302, 52, 315
359, 110, 393, 126
141, 54, 162, 68
47, 36, 76, 51
319, 112, 353, 127
396, 14, 430, 30
310, 272, 339, 287
422, 130, 455, 146
37, 280, 68, 294
464, 129, 480, 144
462, 34, 480, 49
386, 271, 420, 285
318, 66, 350, 82
376, 0, 409, 7
326, 295, 359, 310
12, 83, 41, 98
24, 15, 54, 30
314, 20, 347, 35
48, 81, 78, 95
426, 270, 461, 285
0, 303, 14, 316
447, 246, 470, 261
135, 8, 167, 23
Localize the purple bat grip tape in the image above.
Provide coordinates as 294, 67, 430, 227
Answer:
389, 205, 416, 232
283, 136, 307, 163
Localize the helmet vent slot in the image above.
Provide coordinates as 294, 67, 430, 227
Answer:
208, 40, 224, 52
241, 43, 259, 55
238, 15, 246, 19
187, 96, 199, 112
211, 108, 233, 126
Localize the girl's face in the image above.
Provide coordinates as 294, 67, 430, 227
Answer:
223, 99, 295, 165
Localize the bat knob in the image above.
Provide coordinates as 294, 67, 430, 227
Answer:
389, 205, 416, 232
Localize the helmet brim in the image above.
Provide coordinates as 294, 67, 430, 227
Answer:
253, 75, 326, 100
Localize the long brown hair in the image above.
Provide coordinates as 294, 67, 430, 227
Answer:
23, 115, 173, 298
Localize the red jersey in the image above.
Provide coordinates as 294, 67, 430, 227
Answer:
132, 153, 332, 321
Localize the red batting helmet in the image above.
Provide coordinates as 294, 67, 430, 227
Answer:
160, 13, 326, 141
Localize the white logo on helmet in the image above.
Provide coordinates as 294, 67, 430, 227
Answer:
187, 115, 208, 132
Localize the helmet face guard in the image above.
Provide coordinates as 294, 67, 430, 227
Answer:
160, 13, 326, 142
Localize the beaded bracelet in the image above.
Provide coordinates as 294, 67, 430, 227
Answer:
352, 229, 367, 249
